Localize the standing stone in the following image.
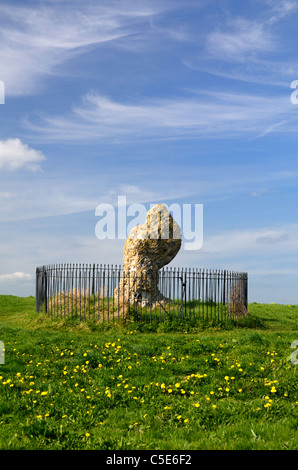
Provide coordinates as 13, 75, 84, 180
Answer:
114, 204, 181, 309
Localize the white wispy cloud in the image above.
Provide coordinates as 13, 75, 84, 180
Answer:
0, 174, 191, 222
185, 57, 298, 88
264, 0, 298, 24
25, 89, 296, 142
206, 1, 298, 62
206, 18, 275, 62
0, 1, 167, 96
185, 0, 298, 86
0, 138, 46, 171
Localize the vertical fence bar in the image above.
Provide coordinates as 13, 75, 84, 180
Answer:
168, 267, 172, 320
206, 269, 208, 322
217, 269, 220, 322
98, 264, 101, 321
201, 269, 204, 320
78, 264, 81, 321
58, 264, 61, 318
117, 267, 121, 321
107, 265, 110, 322
102, 264, 105, 322
52, 264, 56, 318
48, 266, 52, 316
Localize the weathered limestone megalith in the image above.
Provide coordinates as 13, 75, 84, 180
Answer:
114, 204, 181, 310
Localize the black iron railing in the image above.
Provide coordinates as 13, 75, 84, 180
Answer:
36, 264, 248, 323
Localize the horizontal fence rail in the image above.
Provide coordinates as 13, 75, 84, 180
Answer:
36, 264, 248, 323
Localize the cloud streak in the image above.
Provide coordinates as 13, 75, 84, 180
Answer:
185, 0, 298, 87
0, 1, 167, 96
25, 89, 296, 142
206, 18, 276, 62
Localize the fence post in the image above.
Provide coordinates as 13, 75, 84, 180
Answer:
35, 266, 47, 313
243, 273, 248, 310
223, 270, 226, 306
92, 263, 95, 296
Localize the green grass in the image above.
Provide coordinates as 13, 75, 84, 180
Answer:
0, 295, 297, 450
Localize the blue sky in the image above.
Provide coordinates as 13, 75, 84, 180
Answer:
1, 0, 298, 303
